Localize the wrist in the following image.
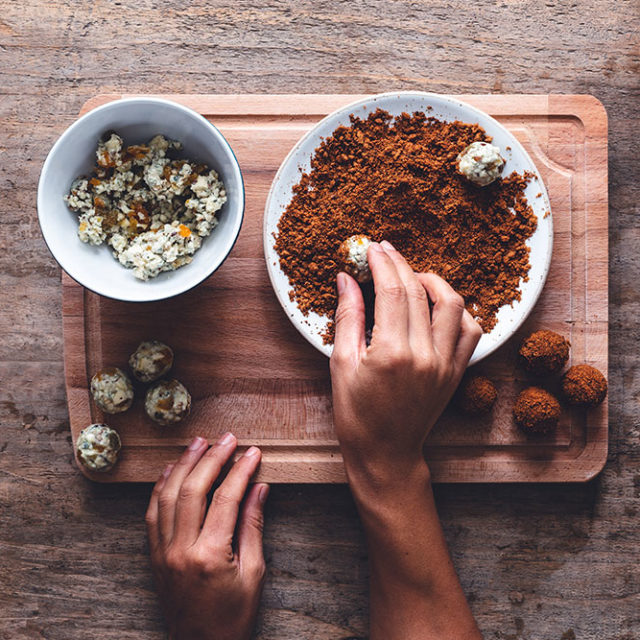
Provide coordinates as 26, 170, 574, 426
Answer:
342, 454, 432, 518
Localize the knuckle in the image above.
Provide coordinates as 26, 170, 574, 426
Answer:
178, 480, 201, 502
334, 301, 356, 327
406, 283, 428, 303
246, 560, 267, 584
379, 347, 411, 370
381, 283, 407, 302
245, 511, 265, 535
414, 354, 436, 377
330, 349, 350, 371
157, 491, 177, 513
446, 291, 465, 311
144, 510, 157, 529
212, 489, 237, 509
164, 549, 184, 573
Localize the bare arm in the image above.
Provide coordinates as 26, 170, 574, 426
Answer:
330, 240, 483, 640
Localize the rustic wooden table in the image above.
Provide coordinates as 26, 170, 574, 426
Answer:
1, 2, 638, 638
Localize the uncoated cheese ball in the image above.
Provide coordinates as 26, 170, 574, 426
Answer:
76, 423, 121, 472
337, 234, 373, 283
90, 367, 134, 414
129, 340, 174, 383
457, 141, 505, 187
145, 379, 191, 426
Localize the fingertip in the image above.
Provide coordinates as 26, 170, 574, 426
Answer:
258, 483, 270, 505
337, 271, 347, 296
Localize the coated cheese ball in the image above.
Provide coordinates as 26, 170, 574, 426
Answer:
76, 423, 121, 472
129, 340, 174, 383
457, 141, 505, 187
337, 234, 372, 283
455, 375, 498, 415
90, 367, 134, 414
145, 379, 191, 426
562, 364, 608, 408
513, 387, 561, 434
518, 330, 570, 376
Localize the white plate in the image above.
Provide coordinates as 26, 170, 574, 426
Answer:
264, 92, 553, 364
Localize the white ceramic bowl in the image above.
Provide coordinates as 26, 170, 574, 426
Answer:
38, 97, 244, 302
264, 92, 553, 365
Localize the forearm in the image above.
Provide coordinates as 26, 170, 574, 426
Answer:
346, 462, 482, 640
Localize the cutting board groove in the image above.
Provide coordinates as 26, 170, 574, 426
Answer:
62, 94, 608, 483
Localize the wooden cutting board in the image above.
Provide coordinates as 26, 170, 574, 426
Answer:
62, 94, 608, 483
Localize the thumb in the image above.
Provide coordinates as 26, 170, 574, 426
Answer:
332, 272, 366, 363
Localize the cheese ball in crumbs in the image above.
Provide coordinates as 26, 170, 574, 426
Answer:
455, 375, 497, 415
562, 364, 607, 408
129, 340, 174, 383
457, 141, 505, 187
90, 367, 134, 414
513, 387, 561, 434
337, 235, 372, 283
145, 379, 191, 426
76, 423, 121, 472
519, 330, 570, 376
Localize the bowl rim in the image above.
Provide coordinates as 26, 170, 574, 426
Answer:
37, 96, 245, 303
263, 90, 554, 364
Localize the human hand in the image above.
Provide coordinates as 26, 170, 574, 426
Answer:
145, 434, 269, 640
330, 240, 482, 493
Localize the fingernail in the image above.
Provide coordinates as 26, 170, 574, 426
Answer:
219, 432, 235, 445
258, 484, 270, 504
244, 446, 260, 457
370, 242, 384, 253
380, 240, 395, 251
188, 436, 207, 451
161, 464, 174, 479
337, 272, 346, 294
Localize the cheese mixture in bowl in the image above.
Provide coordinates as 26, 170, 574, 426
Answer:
64, 132, 227, 280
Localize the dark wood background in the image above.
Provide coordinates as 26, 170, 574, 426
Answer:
1, 1, 638, 638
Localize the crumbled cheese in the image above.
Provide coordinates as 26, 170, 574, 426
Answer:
63, 133, 227, 280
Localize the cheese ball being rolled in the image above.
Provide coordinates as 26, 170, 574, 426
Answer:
337, 234, 372, 283
90, 367, 134, 414
145, 379, 191, 426
457, 141, 505, 187
129, 340, 174, 383
76, 423, 121, 472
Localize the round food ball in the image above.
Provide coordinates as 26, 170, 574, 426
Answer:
518, 330, 570, 376
129, 340, 174, 383
562, 364, 608, 408
145, 379, 191, 426
76, 423, 121, 472
455, 375, 497, 415
337, 234, 372, 283
90, 367, 134, 414
457, 141, 505, 187
513, 387, 561, 434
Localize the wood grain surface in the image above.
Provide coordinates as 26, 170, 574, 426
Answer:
1, 1, 638, 638
64, 93, 608, 484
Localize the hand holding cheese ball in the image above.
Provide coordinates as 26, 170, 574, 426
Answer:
330, 240, 483, 640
